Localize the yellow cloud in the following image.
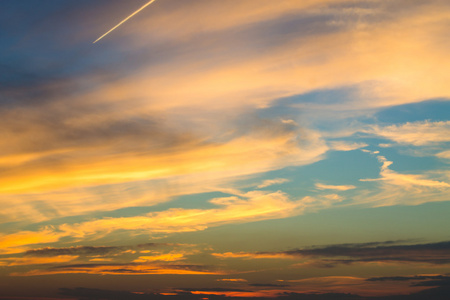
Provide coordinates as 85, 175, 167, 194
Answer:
315, 183, 356, 191
257, 178, 290, 188
0, 229, 66, 255
133, 253, 185, 262
0, 255, 78, 266
212, 252, 296, 260
58, 191, 308, 238
12, 263, 224, 276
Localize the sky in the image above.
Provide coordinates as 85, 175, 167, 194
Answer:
0, 0, 449, 299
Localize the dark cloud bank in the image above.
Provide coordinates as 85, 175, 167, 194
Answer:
59, 284, 450, 300
262, 240, 450, 266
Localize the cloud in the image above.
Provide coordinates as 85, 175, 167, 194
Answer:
217, 278, 248, 282
437, 150, 450, 160
0, 110, 327, 223
57, 191, 339, 239
213, 240, 450, 267
329, 141, 368, 151
12, 262, 224, 277
0, 228, 66, 255
212, 252, 295, 260
0, 190, 344, 262
366, 121, 450, 146
361, 156, 450, 188
1, 191, 343, 252
2, 0, 450, 228
0, 255, 78, 267
357, 155, 450, 206
315, 183, 356, 191
367, 274, 450, 284
257, 178, 290, 188
59, 288, 158, 300
284, 276, 426, 297
133, 253, 186, 263
249, 283, 289, 287
23, 243, 164, 257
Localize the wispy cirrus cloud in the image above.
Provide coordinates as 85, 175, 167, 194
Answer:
366, 121, 450, 146
58, 191, 308, 238
2, 0, 449, 229
360, 155, 450, 188
357, 155, 450, 206
257, 178, 290, 188
315, 183, 356, 191
329, 141, 368, 151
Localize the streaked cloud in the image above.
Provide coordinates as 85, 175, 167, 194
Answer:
0, 229, 66, 255
57, 191, 309, 238
329, 141, 368, 151
1, 0, 449, 298
361, 156, 450, 188
212, 240, 450, 266
23, 243, 166, 257
436, 150, 450, 160
358, 155, 450, 206
212, 252, 295, 260
217, 278, 248, 282
315, 183, 356, 191
366, 121, 450, 146
257, 178, 290, 188
12, 262, 224, 276
0, 255, 78, 267
133, 253, 186, 262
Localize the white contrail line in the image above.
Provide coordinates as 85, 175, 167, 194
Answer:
93, 0, 158, 44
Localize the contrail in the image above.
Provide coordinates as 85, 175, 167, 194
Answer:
93, 0, 158, 43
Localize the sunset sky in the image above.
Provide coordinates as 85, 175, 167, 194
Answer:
1, 0, 449, 299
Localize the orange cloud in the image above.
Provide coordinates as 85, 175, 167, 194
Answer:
133, 253, 185, 262
0, 229, 66, 255
216, 278, 248, 282
12, 263, 225, 277
0, 255, 78, 266
212, 252, 297, 260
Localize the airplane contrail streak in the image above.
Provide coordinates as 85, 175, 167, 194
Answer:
93, 0, 158, 44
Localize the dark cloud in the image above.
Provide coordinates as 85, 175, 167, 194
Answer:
58, 286, 450, 300
367, 275, 450, 282
249, 283, 289, 287
179, 287, 249, 292
35, 262, 217, 276
24, 243, 163, 257
367, 275, 450, 288
59, 287, 164, 300
270, 240, 450, 266
59, 287, 229, 300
